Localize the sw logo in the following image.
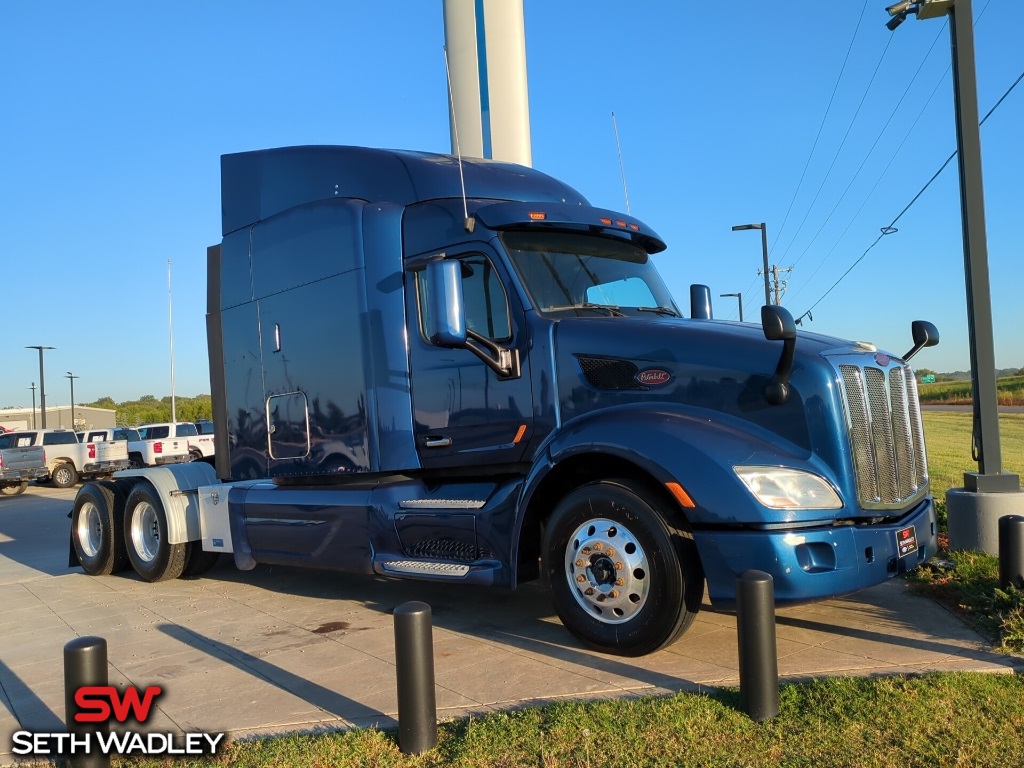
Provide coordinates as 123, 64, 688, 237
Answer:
74, 685, 163, 723
11, 684, 225, 757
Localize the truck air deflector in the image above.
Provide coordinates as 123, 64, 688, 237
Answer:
221, 146, 587, 235
474, 201, 666, 253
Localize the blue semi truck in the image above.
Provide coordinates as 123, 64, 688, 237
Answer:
71, 145, 938, 656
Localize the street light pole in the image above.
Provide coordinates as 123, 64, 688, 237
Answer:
884, 0, 1017, 493
66, 372, 79, 430
732, 223, 771, 305
28, 383, 37, 429
720, 292, 744, 322
26, 346, 55, 429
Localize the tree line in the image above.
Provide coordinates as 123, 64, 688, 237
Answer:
86, 395, 213, 427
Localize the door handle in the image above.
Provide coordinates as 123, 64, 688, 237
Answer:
424, 436, 452, 448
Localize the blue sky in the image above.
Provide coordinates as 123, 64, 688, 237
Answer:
1, 1, 1021, 409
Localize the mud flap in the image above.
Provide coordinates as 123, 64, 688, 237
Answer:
67, 509, 81, 568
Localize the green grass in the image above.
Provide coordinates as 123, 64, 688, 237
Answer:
117, 673, 1024, 767
918, 374, 1024, 406
923, 412, 1024, 502
909, 550, 1024, 653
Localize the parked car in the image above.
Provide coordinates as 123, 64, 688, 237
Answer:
80, 428, 191, 468
7, 429, 129, 488
0, 432, 48, 496
140, 422, 215, 463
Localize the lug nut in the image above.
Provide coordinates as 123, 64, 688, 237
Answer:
606, 548, 615, 557
576, 559, 586, 568
615, 578, 624, 586
576, 574, 586, 583
615, 562, 624, 570
584, 588, 595, 596
593, 543, 603, 551
609, 590, 619, 599
581, 547, 592, 555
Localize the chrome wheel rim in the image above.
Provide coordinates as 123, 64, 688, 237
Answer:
564, 517, 650, 624
131, 502, 160, 563
77, 501, 103, 557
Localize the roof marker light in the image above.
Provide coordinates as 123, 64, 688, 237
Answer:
599, 217, 612, 225
528, 211, 546, 221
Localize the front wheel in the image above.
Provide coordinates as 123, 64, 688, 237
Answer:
542, 478, 704, 656
124, 484, 187, 582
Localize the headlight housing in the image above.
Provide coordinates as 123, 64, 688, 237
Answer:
734, 466, 843, 510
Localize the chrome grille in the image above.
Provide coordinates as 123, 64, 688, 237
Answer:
837, 361, 928, 509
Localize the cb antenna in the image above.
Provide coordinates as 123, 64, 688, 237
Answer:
443, 45, 474, 233
611, 111, 631, 215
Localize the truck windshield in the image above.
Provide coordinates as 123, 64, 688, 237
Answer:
500, 230, 680, 318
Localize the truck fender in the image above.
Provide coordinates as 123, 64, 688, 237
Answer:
114, 463, 218, 544
517, 402, 837, 531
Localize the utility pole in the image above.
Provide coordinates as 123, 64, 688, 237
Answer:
770, 265, 794, 305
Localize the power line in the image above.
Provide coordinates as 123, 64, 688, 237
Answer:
777, 34, 896, 265
788, 21, 947, 275
771, 0, 870, 261
794, 66, 1024, 325
787, 25, 950, 305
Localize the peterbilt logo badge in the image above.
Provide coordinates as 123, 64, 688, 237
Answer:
636, 369, 672, 386
874, 352, 891, 366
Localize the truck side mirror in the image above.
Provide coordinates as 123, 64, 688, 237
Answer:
424, 258, 468, 347
689, 284, 712, 320
760, 305, 797, 405
902, 320, 939, 362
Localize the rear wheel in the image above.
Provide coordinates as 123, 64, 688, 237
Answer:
542, 478, 704, 656
124, 484, 187, 582
72, 481, 130, 575
51, 462, 80, 489
1, 482, 28, 497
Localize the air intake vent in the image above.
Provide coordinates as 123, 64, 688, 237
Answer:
837, 361, 929, 509
577, 356, 647, 390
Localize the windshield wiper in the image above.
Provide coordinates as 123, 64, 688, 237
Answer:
635, 306, 681, 317
543, 302, 625, 317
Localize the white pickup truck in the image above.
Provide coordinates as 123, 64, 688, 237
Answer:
140, 422, 215, 463
9, 429, 130, 488
0, 433, 48, 496
81, 427, 191, 469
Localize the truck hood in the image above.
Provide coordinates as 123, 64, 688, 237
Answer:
550, 316, 880, 455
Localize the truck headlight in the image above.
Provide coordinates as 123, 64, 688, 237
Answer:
733, 466, 843, 510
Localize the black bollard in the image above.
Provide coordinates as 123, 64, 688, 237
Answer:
64, 636, 110, 768
394, 601, 437, 754
736, 570, 779, 721
999, 515, 1024, 590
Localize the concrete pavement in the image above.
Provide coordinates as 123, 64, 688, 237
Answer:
2, 484, 1021, 764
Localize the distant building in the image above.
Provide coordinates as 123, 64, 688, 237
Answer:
0, 405, 117, 432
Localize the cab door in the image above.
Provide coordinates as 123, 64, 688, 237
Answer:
406, 245, 533, 470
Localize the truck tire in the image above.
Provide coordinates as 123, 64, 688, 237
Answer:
124, 483, 187, 582
542, 478, 704, 657
181, 543, 221, 577
51, 462, 80, 489
1, 482, 29, 497
129, 453, 145, 469
72, 481, 130, 576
